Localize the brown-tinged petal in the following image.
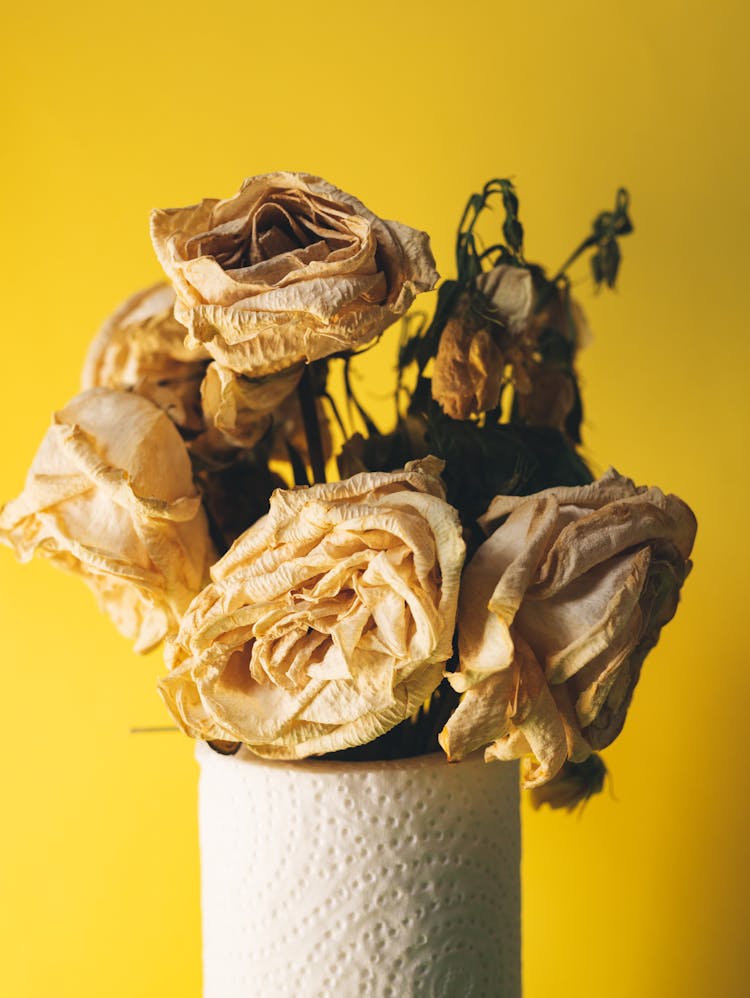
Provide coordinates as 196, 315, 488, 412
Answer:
487, 634, 568, 787
532, 487, 697, 596
478, 467, 640, 532
431, 312, 505, 421
516, 547, 651, 684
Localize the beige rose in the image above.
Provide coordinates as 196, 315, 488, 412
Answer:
0, 388, 215, 652
431, 267, 595, 424
82, 283, 210, 432
150, 172, 438, 377
439, 469, 696, 787
159, 458, 465, 758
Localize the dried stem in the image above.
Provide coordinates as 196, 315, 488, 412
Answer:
297, 365, 327, 485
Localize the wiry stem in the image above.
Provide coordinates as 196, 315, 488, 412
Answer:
297, 365, 327, 485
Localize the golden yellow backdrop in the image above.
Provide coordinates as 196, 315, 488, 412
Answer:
1, 1, 747, 995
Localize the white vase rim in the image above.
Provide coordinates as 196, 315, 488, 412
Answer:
194, 740, 491, 775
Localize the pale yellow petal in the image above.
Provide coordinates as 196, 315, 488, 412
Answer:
0, 388, 215, 651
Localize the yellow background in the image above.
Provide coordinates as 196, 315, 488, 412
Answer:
1, 1, 748, 995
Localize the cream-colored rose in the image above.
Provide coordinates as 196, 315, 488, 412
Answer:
159, 458, 465, 757
0, 388, 215, 652
82, 283, 210, 432
439, 469, 696, 787
150, 172, 439, 377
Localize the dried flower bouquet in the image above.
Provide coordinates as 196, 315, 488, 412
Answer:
0, 173, 696, 810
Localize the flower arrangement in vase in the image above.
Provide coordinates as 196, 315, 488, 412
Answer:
0, 173, 696, 997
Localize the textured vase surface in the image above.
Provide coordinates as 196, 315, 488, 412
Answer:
197, 742, 521, 998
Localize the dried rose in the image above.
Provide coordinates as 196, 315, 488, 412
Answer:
439, 469, 696, 787
515, 366, 577, 435
150, 172, 438, 377
431, 293, 505, 421
159, 458, 465, 758
432, 265, 534, 420
82, 283, 209, 433
0, 388, 215, 652
515, 292, 591, 436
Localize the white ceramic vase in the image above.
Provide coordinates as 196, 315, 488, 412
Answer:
197, 742, 521, 998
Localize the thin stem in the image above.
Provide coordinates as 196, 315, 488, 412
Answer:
321, 390, 348, 440
553, 235, 597, 282
297, 365, 327, 485
129, 726, 178, 734
344, 358, 380, 436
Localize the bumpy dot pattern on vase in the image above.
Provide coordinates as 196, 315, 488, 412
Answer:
197, 743, 521, 998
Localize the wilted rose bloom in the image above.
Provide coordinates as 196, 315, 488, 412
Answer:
159, 458, 465, 757
432, 265, 534, 420
514, 292, 591, 436
431, 294, 505, 421
0, 388, 215, 652
150, 172, 439, 377
82, 283, 210, 433
439, 469, 696, 787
